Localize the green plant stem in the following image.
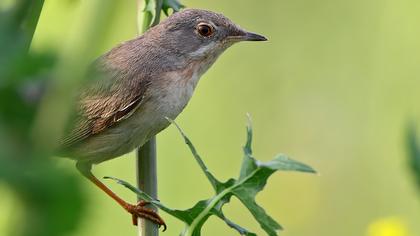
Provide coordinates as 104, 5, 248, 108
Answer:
21, 0, 44, 50
136, 138, 158, 236
135, 1, 163, 236
6, 0, 44, 51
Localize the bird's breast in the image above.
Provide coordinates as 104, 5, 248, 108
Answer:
113, 70, 200, 157
150, 67, 200, 119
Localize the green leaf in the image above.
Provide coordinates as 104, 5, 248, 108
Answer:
217, 213, 257, 236
142, 0, 185, 30
107, 117, 315, 236
162, 0, 185, 16
143, 0, 156, 14
141, 0, 155, 31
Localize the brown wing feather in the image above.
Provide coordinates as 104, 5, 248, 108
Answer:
59, 55, 151, 150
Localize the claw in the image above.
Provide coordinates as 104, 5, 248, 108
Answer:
132, 214, 138, 226
137, 200, 149, 207
125, 201, 167, 231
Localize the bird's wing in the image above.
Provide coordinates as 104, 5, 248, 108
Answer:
59, 57, 151, 149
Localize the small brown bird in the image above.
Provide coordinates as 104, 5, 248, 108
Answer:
58, 9, 267, 230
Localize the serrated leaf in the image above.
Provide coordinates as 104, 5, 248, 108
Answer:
104, 176, 198, 223
162, 0, 185, 16
239, 117, 259, 180
218, 213, 257, 236
142, 0, 185, 30
141, 0, 156, 31
143, 0, 156, 14
107, 117, 315, 236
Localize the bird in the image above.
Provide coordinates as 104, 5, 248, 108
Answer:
57, 8, 267, 230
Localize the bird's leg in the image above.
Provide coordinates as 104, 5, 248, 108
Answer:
76, 162, 166, 231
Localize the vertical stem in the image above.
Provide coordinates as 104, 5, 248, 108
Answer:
136, 138, 158, 236
135, 1, 160, 236
21, 0, 45, 51
7, 0, 45, 51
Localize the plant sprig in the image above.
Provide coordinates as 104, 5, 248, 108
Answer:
106, 117, 316, 236
141, 0, 184, 32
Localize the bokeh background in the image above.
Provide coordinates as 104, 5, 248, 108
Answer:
1, 0, 420, 235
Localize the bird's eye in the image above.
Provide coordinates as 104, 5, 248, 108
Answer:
197, 23, 214, 37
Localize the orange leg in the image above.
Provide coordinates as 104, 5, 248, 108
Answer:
76, 162, 166, 231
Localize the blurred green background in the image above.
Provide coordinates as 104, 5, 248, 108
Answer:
1, 0, 420, 235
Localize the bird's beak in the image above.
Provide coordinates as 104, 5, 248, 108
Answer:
242, 31, 268, 41
227, 31, 268, 42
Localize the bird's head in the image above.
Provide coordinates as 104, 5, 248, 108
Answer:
148, 9, 267, 60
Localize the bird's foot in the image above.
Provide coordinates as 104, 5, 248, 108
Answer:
125, 200, 166, 231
